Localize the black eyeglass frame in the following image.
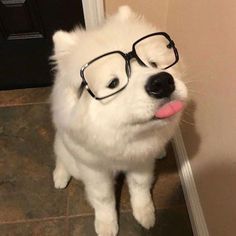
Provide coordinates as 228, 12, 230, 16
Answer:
80, 32, 179, 100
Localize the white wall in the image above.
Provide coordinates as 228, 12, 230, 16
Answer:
167, 1, 236, 235
105, 1, 236, 235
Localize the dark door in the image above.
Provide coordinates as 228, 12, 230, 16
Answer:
0, 0, 85, 90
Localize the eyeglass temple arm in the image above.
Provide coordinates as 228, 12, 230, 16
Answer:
78, 81, 86, 98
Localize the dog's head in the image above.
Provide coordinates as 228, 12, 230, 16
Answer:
52, 6, 187, 134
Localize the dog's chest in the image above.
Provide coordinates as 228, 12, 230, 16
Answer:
64, 125, 168, 170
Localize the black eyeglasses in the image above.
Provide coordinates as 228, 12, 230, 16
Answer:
80, 32, 179, 100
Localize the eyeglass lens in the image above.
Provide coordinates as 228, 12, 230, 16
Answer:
83, 53, 128, 99
134, 35, 176, 69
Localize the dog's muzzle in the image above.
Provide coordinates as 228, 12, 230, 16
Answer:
145, 72, 175, 99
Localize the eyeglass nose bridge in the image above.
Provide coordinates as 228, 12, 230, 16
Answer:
125, 51, 135, 61
124, 50, 147, 78
125, 50, 146, 66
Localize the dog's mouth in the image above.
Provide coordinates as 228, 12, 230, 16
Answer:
154, 100, 184, 120
132, 100, 185, 126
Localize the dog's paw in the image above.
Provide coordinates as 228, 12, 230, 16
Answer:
53, 168, 70, 189
95, 219, 118, 236
133, 201, 155, 229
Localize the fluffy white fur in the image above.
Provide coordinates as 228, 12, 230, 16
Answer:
51, 6, 187, 236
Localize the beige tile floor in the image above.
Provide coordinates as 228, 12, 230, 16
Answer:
0, 87, 193, 236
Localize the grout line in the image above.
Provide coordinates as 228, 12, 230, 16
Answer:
0, 101, 50, 108
65, 187, 70, 235
67, 212, 95, 219
0, 215, 67, 225
66, 210, 130, 219
0, 202, 187, 226
65, 204, 187, 220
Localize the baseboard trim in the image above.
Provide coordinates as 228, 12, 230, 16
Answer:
82, 0, 105, 29
172, 127, 209, 236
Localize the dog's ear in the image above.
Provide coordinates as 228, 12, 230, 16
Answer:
116, 5, 135, 21
51, 30, 77, 70
53, 30, 75, 56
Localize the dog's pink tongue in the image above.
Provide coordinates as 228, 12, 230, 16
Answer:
155, 100, 184, 119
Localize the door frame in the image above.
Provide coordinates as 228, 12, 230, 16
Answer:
82, 0, 104, 29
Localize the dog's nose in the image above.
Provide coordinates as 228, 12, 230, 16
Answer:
145, 72, 175, 99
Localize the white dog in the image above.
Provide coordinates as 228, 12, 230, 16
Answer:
51, 6, 187, 236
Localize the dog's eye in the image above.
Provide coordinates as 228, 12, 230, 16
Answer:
107, 78, 120, 89
149, 61, 158, 68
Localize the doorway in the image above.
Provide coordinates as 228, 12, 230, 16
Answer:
0, 0, 85, 90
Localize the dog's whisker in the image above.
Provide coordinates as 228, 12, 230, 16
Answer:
183, 110, 194, 117
187, 89, 204, 96
183, 80, 202, 85
180, 119, 195, 126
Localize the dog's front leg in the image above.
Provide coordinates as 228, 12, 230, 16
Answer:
83, 168, 118, 236
127, 166, 155, 229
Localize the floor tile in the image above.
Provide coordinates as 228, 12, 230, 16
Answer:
67, 179, 93, 216
66, 146, 185, 216
0, 87, 51, 107
0, 104, 67, 222
117, 147, 186, 212
119, 207, 193, 236
68, 207, 193, 236
154, 146, 186, 208
0, 218, 67, 236
68, 215, 96, 236
0, 93, 192, 235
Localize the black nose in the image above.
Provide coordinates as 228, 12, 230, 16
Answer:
145, 72, 175, 99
